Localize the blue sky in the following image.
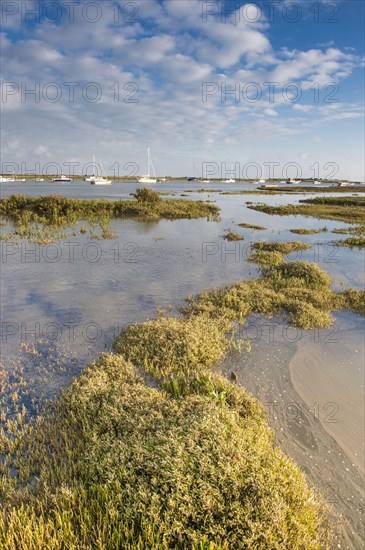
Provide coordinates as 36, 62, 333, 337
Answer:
1, 0, 364, 180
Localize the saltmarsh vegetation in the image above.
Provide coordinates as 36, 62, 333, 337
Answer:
237, 222, 266, 230
338, 236, 365, 248
0, 192, 219, 242
290, 227, 327, 235
223, 230, 244, 241
248, 196, 365, 225
2, 244, 365, 548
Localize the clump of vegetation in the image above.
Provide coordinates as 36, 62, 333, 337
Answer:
290, 227, 327, 235
248, 196, 365, 224
339, 237, 365, 248
0, 352, 330, 549
184, 244, 361, 329
271, 261, 332, 290
262, 186, 365, 194
248, 250, 284, 268
332, 225, 365, 235
341, 289, 365, 315
251, 241, 311, 254
133, 187, 162, 203
237, 222, 266, 230
0, 194, 220, 242
113, 315, 233, 378
223, 231, 244, 241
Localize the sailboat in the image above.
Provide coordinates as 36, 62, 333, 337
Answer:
52, 174, 73, 182
221, 164, 236, 183
138, 148, 158, 184
90, 159, 112, 185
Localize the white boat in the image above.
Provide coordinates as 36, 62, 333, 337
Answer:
199, 179, 211, 183
286, 179, 300, 184
138, 148, 158, 184
90, 160, 112, 185
221, 164, 236, 183
12, 174, 26, 182
90, 176, 112, 185
259, 178, 266, 183
36, 178, 45, 182
339, 181, 349, 187
52, 174, 73, 182
159, 169, 167, 182
313, 181, 321, 185
0, 176, 13, 182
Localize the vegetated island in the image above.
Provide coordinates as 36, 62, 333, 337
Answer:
258, 185, 365, 193
290, 228, 328, 235
0, 190, 220, 242
1, 244, 364, 548
247, 196, 365, 225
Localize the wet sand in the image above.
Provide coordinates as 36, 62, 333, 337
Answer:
216, 315, 365, 549
289, 314, 364, 475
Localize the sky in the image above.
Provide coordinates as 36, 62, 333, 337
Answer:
1, 0, 364, 180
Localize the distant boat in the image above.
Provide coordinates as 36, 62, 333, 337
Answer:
52, 175, 73, 182
313, 181, 321, 185
189, 163, 211, 184
90, 160, 112, 185
221, 164, 236, 183
36, 178, 44, 182
90, 176, 112, 185
258, 178, 266, 183
286, 179, 300, 184
339, 181, 349, 187
159, 169, 167, 182
13, 174, 26, 182
0, 175, 13, 182
138, 148, 158, 184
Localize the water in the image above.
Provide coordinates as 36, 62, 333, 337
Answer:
1, 179, 364, 547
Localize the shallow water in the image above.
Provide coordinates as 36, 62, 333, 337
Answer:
1, 179, 364, 547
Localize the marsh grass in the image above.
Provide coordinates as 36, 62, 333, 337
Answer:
2, 241, 364, 548
290, 227, 327, 235
338, 237, 365, 248
332, 225, 365, 235
223, 231, 244, 241
0, 353, 330, 549
248, 196, 365, 224
251, 241, 311, 254
237, 223, 266, 230
0, 194, 220, 242
259, 186, 365, 194
184, 244, 362, 329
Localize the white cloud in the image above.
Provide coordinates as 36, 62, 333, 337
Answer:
0, 0, 363, 179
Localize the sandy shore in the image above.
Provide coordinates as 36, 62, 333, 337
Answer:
289, 320, 364, 475
216, 314, 365, 549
